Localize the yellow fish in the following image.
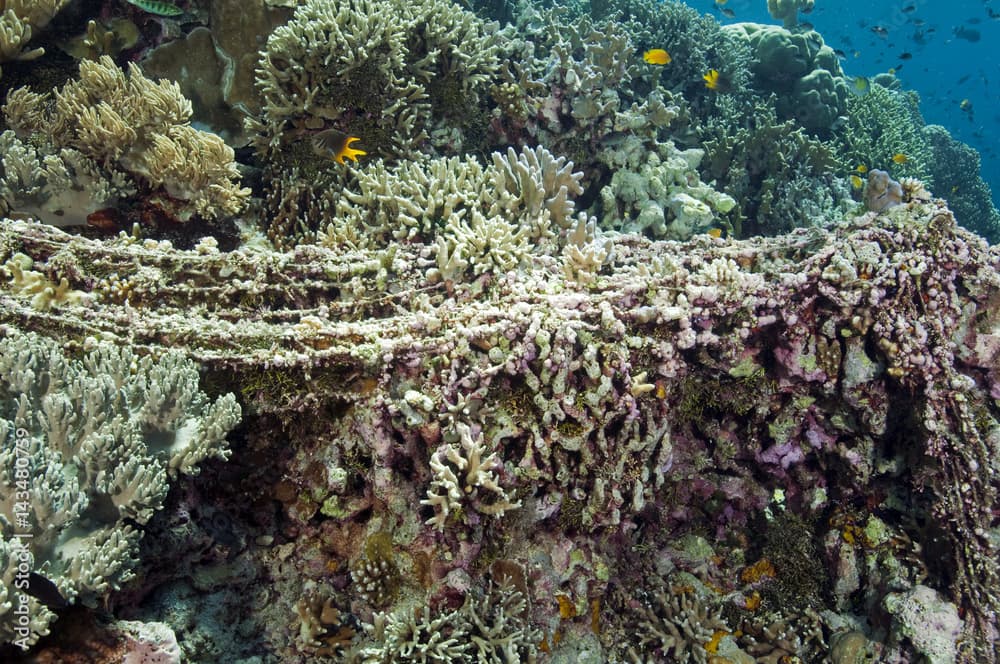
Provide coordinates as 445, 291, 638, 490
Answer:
643, 48, 671, 65
855, 164, 868, 174
850, 76, 870, 96
703, 69, 721, 89
892, 153, 908, 164
313, 129, 367, 165
707, 227, 723, 238
850, 174, 864, 189
715, 0, 727, 4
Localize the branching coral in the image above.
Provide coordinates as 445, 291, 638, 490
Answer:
0, 329, 241, 648
3, 191, 1000, 659
922, 124, 1000, 243
699, 99, 848, 236
251, 0, 500, 160
2, 56, 250, 224
321, 144, 582, 255
840, 83, 932, 184
421, 421, 521, 530
360, 580, 538, 662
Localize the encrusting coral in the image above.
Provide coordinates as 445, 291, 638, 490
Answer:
1, 56, 249, 225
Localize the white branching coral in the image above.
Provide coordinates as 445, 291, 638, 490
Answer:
0, 130, 137, 227
490, 145, 584, 231
421, 422, 520, 530
562, 214, 614, 285
360, 580, 538, 662
431, 209, 530, 282
2, 252, 91, 310
2, 56, 249, 223
0, 329, 241, 648
327, 144, 585, 256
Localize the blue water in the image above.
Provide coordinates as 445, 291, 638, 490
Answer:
709, 0, 1000, 208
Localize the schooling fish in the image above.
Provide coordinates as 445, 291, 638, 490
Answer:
643, 49, 671, 65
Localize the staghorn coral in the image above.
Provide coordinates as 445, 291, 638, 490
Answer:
0, 329, 241, 649
589, 0, 751, 112
318, 144, 582, 254
359, 579, 538, 663
2, 56, 249, 225
923, 124, 1000, 243
251, 0, 499, 160
699, 98, 848, 237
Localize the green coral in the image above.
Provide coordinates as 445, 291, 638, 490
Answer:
726, 23, 849, 137
840, 83, 932, 184
700, 99, 847, 236
922, 124, 1000, 243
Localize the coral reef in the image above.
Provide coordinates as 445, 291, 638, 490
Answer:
0, 329, 241, 648
767, 0, 814, 29
2, 0, 1000, 661
251, 0, 500, 160
141, 0, 293, 144
598, 139, 736, 240
2, 184, 999, 659
1, 56, 250, 226
699, 97, 848, 236
840, 83, 932, 184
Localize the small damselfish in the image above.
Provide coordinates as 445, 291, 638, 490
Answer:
124, 0, 184, 16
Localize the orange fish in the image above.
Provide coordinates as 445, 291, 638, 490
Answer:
643, 48, 671, 65
313, 129, 367, 165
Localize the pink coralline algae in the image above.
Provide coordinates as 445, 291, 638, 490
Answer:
3, 195, 1000, 661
